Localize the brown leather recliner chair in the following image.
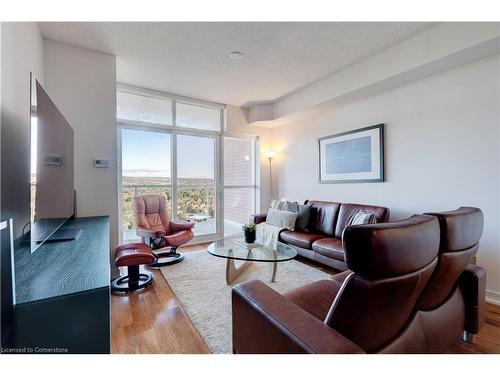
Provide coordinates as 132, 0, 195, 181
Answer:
232, 207, 485, 353
133, 194, 195, 267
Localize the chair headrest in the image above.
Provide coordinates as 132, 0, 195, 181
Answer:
424, 207, 483, 252
343, 215, 440, 279
133, 194, 166, 215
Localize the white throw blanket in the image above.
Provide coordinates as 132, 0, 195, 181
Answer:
256, 222, 285, 249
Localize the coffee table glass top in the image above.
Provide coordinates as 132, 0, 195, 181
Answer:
207, 238, 297, 262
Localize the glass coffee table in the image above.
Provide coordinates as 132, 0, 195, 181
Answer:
207, 238, 297, 285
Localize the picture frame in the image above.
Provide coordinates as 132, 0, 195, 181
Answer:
318, 124, 384, 183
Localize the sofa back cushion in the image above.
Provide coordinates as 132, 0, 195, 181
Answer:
335, 203, 390, 238
306, 200, 341, 236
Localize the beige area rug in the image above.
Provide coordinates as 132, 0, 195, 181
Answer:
160, 249, 332, 353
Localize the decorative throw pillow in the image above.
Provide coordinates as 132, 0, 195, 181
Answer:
270, 199, 281, 209
347, 211, 378, 226
294, 204, 311, 232
266, 208, 298, 230
284, 202, 311, 232
341, 211, 378, 242
270, 199, 298, 211
282, 200, 299, 212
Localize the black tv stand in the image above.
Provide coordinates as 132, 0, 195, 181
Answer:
13, 216, 110, 353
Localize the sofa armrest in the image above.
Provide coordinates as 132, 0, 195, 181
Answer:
232, 279, 364, 354
136, 227, 165, 239
170, 221, 195, 232
460, 264, 486, 334
251, 213, 268, 224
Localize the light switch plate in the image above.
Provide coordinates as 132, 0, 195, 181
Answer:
94, 159, 110, 168
44, 155, 63, 166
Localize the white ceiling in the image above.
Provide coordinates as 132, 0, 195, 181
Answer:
38, 22, 434, 107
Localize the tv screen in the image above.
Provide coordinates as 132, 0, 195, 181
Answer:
30, 76, 74, 253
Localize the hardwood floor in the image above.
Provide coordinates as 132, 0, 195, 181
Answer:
112, 244, 210, 354
448, 302, 500, 354
111, 243, 500, 354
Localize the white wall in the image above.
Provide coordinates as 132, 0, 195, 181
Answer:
1, 23, 44, 238
271, 55, 500, 300
226, 105, 273, 211
43, 39, 118, 275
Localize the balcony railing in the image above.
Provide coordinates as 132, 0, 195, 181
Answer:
121, 183, 216, 241
121, 183, 250, 243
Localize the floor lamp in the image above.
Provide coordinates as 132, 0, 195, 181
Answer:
265, 151, 276, 199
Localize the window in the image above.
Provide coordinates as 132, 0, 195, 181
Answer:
176, 102, 221, 132
118, 85, 258, 244
223, 136, 257, 236
117, 91, 172, 125
121, 128, 172, 243
176, 134, 217, 236
118, 87, 224, 243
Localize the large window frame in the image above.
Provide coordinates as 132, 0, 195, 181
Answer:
117, 84, 259, 245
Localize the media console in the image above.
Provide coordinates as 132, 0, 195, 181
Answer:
12, 216, 110, 353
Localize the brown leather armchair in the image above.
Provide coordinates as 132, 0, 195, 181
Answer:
133, 194, 194, 267
232, 207, 486, 353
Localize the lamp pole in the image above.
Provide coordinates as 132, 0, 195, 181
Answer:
268, 156, 273, 199
265, 151, 276, 200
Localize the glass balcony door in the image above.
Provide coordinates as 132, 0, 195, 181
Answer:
118, 86, 226, 243
121, 127, 172, 243
174, 133, 219, 238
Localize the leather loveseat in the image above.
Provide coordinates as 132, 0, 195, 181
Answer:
233, 207, 486, 353
253, 200, 390, 271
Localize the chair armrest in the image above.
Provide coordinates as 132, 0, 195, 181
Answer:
231, 279, 364, 354
251, 213, 268, 224
170, 221, 195, 232
136, 227, 165, 238
460, 264, 486, 334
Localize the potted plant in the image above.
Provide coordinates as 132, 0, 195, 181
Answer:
242, 223, 256, 244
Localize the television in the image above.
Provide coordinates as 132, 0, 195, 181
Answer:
30, 74, 75, 253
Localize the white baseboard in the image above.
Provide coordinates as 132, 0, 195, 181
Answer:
486, 289, 500, 305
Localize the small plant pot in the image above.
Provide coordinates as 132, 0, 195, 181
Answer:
244, 231, 256, 244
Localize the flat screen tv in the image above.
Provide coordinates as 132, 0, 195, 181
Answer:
30, 74, 75, 253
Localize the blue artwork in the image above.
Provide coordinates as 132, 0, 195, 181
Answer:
325, 136, 372, 174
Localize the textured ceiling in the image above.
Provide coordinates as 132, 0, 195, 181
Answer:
38, 22, 434, 106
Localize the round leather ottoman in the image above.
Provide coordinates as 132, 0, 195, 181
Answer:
111, 243, 157, 292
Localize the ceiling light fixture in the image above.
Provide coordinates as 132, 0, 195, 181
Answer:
229, 51, 243, 60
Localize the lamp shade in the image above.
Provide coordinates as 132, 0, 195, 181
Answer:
265, 151, 276, 159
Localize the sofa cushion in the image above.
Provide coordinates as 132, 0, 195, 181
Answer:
335, 203, 390, 238
312, 238, 345, 262
280, 230, 328, 249
307, 200, 341, 236
284, 279, 343, 321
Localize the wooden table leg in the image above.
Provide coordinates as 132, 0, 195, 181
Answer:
226, 258, 252, 285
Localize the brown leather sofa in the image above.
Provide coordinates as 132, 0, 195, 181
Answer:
253, 200, 390, 271
233, 207, 485, 353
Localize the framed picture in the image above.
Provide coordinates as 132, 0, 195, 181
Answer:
318, 124, 384, 183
